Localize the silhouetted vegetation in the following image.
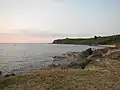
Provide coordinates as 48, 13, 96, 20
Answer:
52, 34, 120, 45
94, 36, 97, 39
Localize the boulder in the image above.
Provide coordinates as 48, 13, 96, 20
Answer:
49, 64, 60, 68
81, 48, 93, 57
80, 59, 91, 69
52, 48, 93, 68
4, 73, 16, 77
52, 58, 70, 66
67, 63, 81, 68
0, 71, 2, 75
53, 56, 66, 61
87, 49, 103, 60
51, 48, 120, 69
86, 49, 107, 67
67, 59, 91, 69
106, 49, 120, 60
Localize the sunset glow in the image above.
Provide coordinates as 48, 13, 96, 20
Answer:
0, 35, 52, 43
0, 0, 119, 43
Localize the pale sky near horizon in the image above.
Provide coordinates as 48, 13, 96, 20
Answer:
0, 0, 120, 43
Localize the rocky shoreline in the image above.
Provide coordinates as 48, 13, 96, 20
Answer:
50, 47, 120, 69
1, 47, 120, 78
1, 47, 120, 89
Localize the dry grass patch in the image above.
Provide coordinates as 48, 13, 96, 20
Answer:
0, 62, 120, 90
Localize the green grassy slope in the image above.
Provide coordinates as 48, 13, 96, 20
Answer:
52, 35, 120, 45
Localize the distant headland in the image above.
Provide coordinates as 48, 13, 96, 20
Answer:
52, 34, 120, 45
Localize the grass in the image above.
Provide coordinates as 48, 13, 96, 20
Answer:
1, 61, 120, 90
52, 34, 120, 45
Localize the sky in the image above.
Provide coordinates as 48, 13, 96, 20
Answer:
0, 0, 120, 43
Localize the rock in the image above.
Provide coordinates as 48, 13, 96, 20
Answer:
106, 49, 120, 60
51, 48, 113, 69
0, 71, 2, 75
86, 49, 107, 67
61, 66, 68, 69
52, 58, 70, 66
51, 48, 120, 69
67, 63, 81, 68
86, 49, 112, 67
53, 56, 66, 59
4, 73, 16, 77
87, 49, 103, 60
53, 56, 66, 61
80, 59, 91, 69
52, 48, 93, 68
67, 59, 91, 69
89, 58, 107, 67
49, 64, 59, 68
81, 48, 93, 57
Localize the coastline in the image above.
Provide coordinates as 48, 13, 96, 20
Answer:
0, 44, 104, 76
52, 35, 120, 45
1, 46, 120, 89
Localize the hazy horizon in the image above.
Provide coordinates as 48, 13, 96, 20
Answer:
0, 0, 120, 43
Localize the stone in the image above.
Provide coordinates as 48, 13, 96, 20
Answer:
81, 48, 93, 57
106, 49, 120, 60
67, 59, 91, 69
0, 71, 2, 75
52, 48, 94, 68
87, 49, 103, 60
53, 56, 66, 61
67, 63, 81, 68
4, 73, 16, 77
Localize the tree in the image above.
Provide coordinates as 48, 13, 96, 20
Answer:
94, 36, 97, 39
66, 38, 69, 40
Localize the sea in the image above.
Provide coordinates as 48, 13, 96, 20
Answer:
0, 43, 103, 75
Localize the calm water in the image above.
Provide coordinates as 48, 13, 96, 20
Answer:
0, 44, 102, 75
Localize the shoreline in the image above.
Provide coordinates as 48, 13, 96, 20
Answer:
0, 47, 120, 89
0, 46, 119, 76
0, 46, 112, 76
0, 44, 104, 76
